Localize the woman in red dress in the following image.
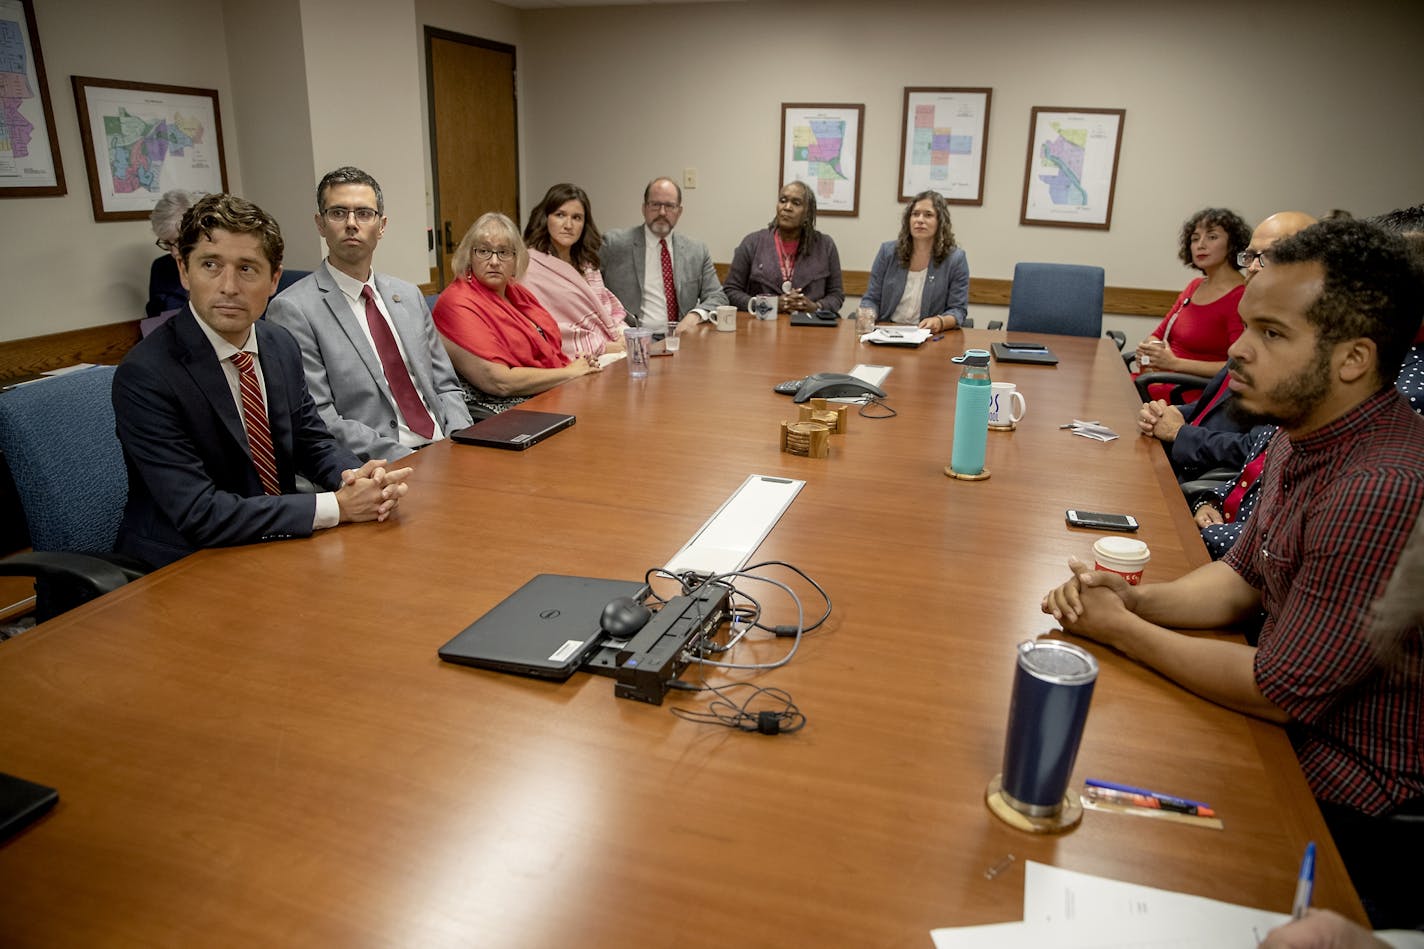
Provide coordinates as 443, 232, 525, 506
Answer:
1136, 207, 1252, 380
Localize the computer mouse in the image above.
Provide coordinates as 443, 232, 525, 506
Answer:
600, 596, 652, 639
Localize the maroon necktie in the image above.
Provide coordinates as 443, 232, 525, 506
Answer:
361, 286, 435, 439
659, 238, 679, 328
229, 351, 282, 496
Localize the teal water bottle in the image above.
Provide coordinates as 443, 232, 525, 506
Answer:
950, 349, 992, 475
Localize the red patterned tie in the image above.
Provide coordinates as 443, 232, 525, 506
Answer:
361, 286, 435, 439
229, 351, 282, 496
659, 238, 679, 329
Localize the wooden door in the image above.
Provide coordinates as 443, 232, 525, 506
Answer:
426, 29, 519, 288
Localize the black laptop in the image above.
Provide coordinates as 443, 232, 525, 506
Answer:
990, 341, 1059, 365
438, 574, 649, 680
450, 409, 576, 450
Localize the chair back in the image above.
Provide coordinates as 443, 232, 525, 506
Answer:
0, 366, 126, 553
1007, 263, 1105, 337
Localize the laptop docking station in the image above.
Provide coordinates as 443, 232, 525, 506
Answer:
613, 582, 733, 705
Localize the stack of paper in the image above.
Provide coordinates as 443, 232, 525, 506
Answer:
861, 326, 931, 346
931, 862, 1288, 948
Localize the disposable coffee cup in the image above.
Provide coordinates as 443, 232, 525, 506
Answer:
715, 305, 737, 332
1000, 639, 1098, 817
1092, 536, 1150, 585
624, 327, 652, 378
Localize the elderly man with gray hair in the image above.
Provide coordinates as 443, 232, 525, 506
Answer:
146, 189, 202, 318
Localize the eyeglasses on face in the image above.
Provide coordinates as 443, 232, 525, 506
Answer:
322, 206, 380, 224
1237, 250, 1270, 268
155, 238, 178, 251
473, 247, 515, 261
644, 202, 680, 213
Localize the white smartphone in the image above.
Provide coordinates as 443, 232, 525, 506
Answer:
1065, 510, 1139, 532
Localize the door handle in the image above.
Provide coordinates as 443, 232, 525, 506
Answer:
444, 221, 453, 253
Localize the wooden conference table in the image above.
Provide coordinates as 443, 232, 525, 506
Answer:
0, 319, 1361, 946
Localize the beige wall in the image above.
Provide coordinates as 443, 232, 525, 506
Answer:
518, 0, 1423, 328
223, 0, 314, 270
298, 0, 429, 283
3, 0, 1419, 345
1, 0, 239, 342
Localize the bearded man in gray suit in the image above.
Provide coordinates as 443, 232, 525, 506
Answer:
600, 177, 728, 336
268, 167, 471, 461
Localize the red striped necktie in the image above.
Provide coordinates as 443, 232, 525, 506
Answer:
660, 238, 679, 328
229, 351, 282, 496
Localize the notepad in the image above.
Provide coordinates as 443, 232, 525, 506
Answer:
663, 475, 805, 577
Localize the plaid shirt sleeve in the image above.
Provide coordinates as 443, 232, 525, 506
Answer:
1251, 467, 1424, 724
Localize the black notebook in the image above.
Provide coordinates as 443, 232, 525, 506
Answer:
991, 341, 1059, 365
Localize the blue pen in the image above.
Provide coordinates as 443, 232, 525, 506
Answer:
931, 334, 945, 342
1292, 842, 1315, 919
1083, 779, 1211, 810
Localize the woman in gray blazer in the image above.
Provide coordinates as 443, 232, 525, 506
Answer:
859, 190, 969, 332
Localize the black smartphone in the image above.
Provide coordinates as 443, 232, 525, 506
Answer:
1065, 510, 1139, 532
1004, 341, 1048, 351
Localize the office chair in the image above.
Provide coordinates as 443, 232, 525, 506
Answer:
0, 366, 147, 622
1006, 262, 1105, 338
1135, 370, 1214, 405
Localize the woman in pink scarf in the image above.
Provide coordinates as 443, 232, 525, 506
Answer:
521, 183, 629, 358
433, 212, 602, 417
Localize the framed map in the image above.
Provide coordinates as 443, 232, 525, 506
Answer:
898, 87, 991, 205
1019, 106, 1125, 230
779, 103, 863, 217
0, 0, 65, 196
71, 76, 228, 222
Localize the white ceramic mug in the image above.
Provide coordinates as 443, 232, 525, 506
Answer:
748, 294, 778, 321
715, 305, 737, 332
987, 382, 1027, 427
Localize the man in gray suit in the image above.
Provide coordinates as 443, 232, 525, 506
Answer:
268, 167, 471, 461
600, 177, 728, 336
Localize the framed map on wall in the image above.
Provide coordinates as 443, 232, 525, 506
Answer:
898, 87, 991, 205
0, 0, 66, 197
1019, 106, 1125, 230
779, 103, 864, 217
71, 76, 229, 222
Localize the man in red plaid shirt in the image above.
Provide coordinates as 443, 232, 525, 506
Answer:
1043, 218, 1424, 929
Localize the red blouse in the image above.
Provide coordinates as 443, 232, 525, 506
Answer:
1151, 277, 1245, 363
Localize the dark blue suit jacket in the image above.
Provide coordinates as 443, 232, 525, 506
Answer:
1168, 367, 1256, 480
112, 308, 361, 569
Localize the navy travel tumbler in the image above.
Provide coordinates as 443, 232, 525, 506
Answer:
1000, 640, 1098, 816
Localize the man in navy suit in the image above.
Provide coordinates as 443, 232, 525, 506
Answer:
267, 166, 471, 460
112, 193, 413, 570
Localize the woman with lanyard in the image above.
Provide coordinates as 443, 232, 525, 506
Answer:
723, 181, 845, 316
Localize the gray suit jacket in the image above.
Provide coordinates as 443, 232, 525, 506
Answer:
600, 226, 727, 323
267, 264, 472, 461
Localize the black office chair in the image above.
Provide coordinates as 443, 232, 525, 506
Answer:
0, 366, 147, 623
1005, 262, 1105, 337
1134, 371, 1215, 405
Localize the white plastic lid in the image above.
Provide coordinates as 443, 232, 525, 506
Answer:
1093, 536, 1150, 565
